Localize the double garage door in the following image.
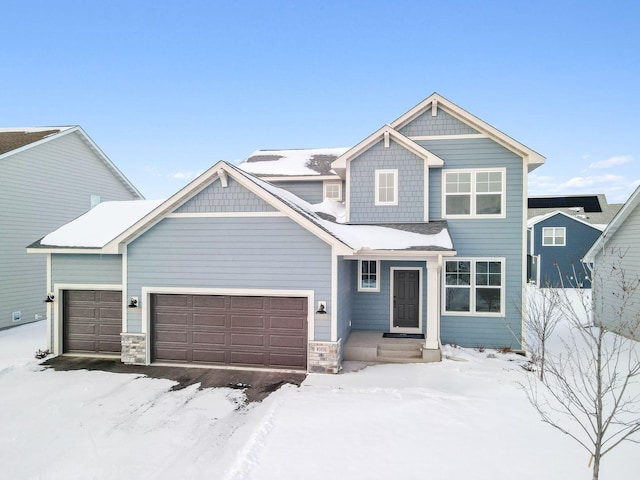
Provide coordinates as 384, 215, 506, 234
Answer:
63, 291, 308, 370
152, 294, 308, 370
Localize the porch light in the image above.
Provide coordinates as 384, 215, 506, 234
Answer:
128, 297, 138, 308
44, 293, 55, 303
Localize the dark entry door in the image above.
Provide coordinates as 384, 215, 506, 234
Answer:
393, 270, 420, 329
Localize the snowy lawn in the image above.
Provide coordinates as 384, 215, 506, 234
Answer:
0, 320, 636, 479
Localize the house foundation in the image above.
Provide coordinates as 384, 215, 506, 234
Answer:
308, 339, 342, 374
121, 333, 147, 365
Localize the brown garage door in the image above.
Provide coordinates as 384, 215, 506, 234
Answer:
63, 290, 122, 354
152, 294, 308, 369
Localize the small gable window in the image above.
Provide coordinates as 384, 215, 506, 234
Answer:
443, 169, 505, 218
324, 182, 342, 201
375, 169, 398, 206
542, 227, 566, 246
358, 260, 380, 292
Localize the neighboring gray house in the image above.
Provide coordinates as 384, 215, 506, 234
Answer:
584, 186, 640, 341
0, 127, 142, 330
527, 195, 622, 287
28, 94, 545, 373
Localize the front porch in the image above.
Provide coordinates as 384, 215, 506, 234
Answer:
343, 331, 441, 364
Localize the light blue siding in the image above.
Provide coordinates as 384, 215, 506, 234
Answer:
337, 257, 353, 342
174, 177, 275, 213
126, 216, 332, 339
399, 107, 479, 137
1, 131, 139, 329
269, 180, 324, 204
532, 214, 601, 288
416, 138, 525, 348
593, 202, 640, 340
51, 254, 122, 285
351, 261, 428, 333
349, 139, 424, 223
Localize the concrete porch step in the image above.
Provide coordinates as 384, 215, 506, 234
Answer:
343, 331, 433, 364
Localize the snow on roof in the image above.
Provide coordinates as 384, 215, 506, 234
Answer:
233, 165, 453, 252
40, 200, 164, 248
239, 147, 349, 176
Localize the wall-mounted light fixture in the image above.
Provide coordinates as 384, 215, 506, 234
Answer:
316, 301, 327, 314
44, 293, 55, 303
128, 296, 139, 308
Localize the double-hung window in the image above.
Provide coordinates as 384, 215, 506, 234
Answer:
443, 169, 505, 217
542, 227, 566, 246
375, 169, 398, 206
358, 260, 380, 292
444, 259, 504, 315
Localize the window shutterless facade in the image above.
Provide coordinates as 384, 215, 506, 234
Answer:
358, 260, 380, 292
375, 169, 398, 206
323, 182, 342, 201
443, 258, 505, 315
443, 168, 506, 218
542, 227, 566, 246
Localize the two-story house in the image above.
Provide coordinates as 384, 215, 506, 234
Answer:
28, 94, 544, 373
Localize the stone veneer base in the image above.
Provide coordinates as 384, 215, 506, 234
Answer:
308, 339, 342, 374
121, 333, 147, 365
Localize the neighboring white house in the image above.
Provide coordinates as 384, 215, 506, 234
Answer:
0, 127, 142, 330
584, 185, 640, 341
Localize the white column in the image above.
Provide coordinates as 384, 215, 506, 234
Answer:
425, 258, 441, 350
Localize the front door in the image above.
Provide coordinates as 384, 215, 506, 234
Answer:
392, 269, 420, 330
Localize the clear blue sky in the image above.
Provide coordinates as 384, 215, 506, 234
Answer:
3, 1, 639, 203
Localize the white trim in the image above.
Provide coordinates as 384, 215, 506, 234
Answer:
390, 267, 423, 334
374, 169, 398, 206
423, 161, 429, 222
46, 254, 52, 351
542, 227, 566, 246
522, 165, 529, 348
357, 260, 381, 292
323, 180, 342, 202
331, 251, 338, 342
165, 211, 286, 218
27, 247, 108, 254
527, 209, 604, 231
140, 286, 315, 365
442, 168, 507, 219
408, 134, 488, 141
345, 161, 351, 223
350, 250, 457, 260
442, 258, 506, 317
425, 258, 441, 349
52, 283, 124, 356
258, 175, 342, 182
122, 246, 128, 333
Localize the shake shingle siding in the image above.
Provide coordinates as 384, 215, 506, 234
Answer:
399, 107, 480, 136
126, 216, 332, 339
0, 131, 139, 329
349, 140, 424, 224
174, 178, 276, 213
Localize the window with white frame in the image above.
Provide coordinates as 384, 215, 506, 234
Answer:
323, 182, 342, 201
444, 259, 504, 315
542, 227, 566, 246
375, 169, 398, 206
358, 260, 380, 292
443, 169, 505, 217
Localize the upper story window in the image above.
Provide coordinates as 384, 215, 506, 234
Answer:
375, 169, 398, 206
323, 182, 342, 201
443, 169, 505, 218
542, 227, 566, 246
358, 260, 380, 292
444, 258, 504, 315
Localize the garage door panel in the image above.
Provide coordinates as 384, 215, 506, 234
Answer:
155, 312, 188, 326
270, 316, 305, 330
193, 331, 226, 345
64, 290, 122, 355
192, 295, 225, 309
192, 313, 226, 327
230, 314, 265, 329
152, 294, 307, 369
270, 334, 306, 349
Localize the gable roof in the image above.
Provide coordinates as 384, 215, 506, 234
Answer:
238, 147, 348, 178
389, 93, 545, 171
584, 184, 640, 262
0, 126, 142, 199
527, 210, 606, 231
331, 125, 445, 174
29, 161, 455, 256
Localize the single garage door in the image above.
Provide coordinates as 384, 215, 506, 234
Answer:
152, 294, 308, 369
63, 290, 122, 354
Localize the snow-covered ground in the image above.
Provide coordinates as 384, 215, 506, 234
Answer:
0, 318, 636, 479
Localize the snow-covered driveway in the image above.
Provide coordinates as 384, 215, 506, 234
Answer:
0, 321, 635, 479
